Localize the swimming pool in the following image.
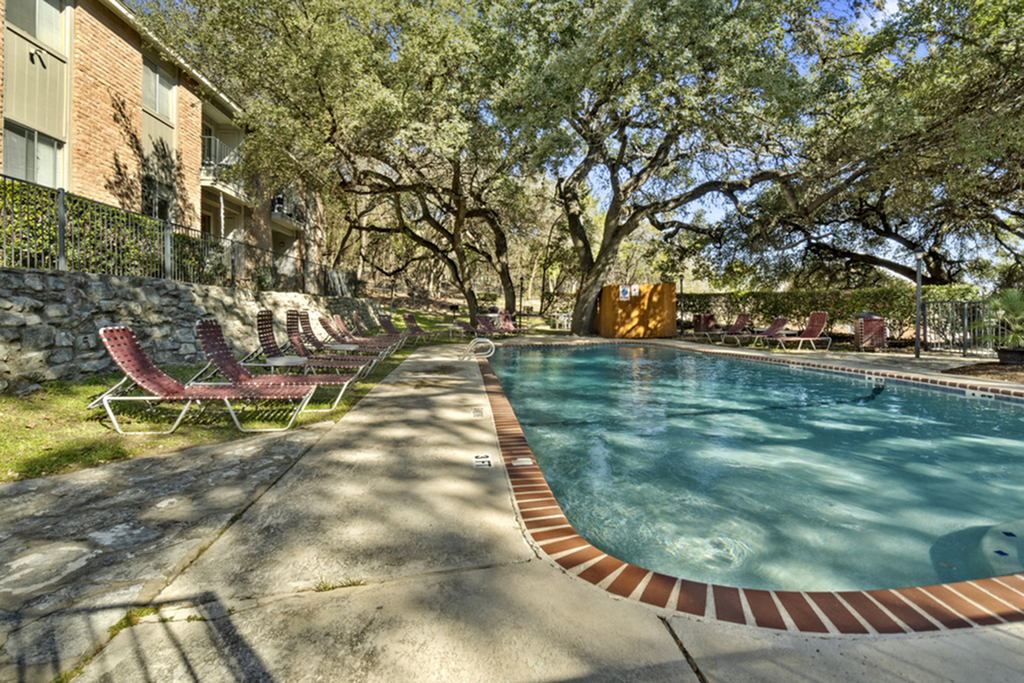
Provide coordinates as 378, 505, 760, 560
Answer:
489, 344, 1024, 593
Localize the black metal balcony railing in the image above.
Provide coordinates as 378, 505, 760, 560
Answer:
0, 174, 347, 296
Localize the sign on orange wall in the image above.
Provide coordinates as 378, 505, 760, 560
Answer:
596, 283, 677, 338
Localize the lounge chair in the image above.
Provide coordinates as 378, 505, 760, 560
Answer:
353, 311, 388, 339
95, 325, 315, 434
497, 310, 532, 334
725, 316, 788, 347
402, 313, 441, 341
257, 310, 372, 374
196, 319, 358, 411
287, 330, 379, 375
291, 310, 393, 358
331, 314, 402, 352
773, 311, 832, 351
705, 314, 751, 343
455, 321, 480, 336
476, 314, 505, 337
693, 314, 715, 336
377, 314, 420, 342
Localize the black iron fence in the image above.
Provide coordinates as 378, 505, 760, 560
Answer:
0, 175, 348, 295
921, 300, 1005, 356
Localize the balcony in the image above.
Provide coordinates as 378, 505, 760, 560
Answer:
270, 191, 306, 229
201, 135, 242, 183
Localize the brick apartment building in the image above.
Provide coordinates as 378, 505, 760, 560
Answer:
1, 0, 311, 281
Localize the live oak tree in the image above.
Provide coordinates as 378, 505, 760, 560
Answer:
133, 0, 541, 320
693, 0, 1024, 289
483, 0, 830, 334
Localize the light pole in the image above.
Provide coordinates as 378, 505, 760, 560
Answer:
914, 249, 926, 358
518, 276, 525, 326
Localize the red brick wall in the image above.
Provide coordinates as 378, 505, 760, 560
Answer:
69, 0, 200, 225
71, 0, 143, 207
175, 76, 202, 227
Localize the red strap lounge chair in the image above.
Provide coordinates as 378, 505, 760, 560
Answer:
96, 325, 315, 434
476, 314, 504, 336
258, 310, 373, 374
402, 313, 441, 341
292, 310, 393, 358
330, 314, 400, 352
287, 330, 380, 375
693, 314, 716, 335
773, 311, 832, 351
705, 313, 751, 343
354, 310, 408, 344
497, 310, 532, 334
196, 319, 358, 411
725, 316, 788, 347
377, 314, 418, 341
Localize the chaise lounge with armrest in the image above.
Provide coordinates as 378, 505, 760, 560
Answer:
497, 310, 533, 334
330, 314, 402, 352
772, 311, 832, 351
95, 325, 315, 434
196, 319, 359, 411
258, 310, 373, 375
724, 316, 788, 347
704, 313, 751, 344
288, 310, 391, 367
476, 314, 506, 337
402, 313, 442, 341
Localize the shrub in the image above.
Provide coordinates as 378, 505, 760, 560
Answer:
681, 284, 980, 336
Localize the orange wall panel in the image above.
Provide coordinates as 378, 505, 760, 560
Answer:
597, 284, 676, 338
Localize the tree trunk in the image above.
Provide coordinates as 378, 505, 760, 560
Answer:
569, 241, 623, 335
498, 261, 516, 314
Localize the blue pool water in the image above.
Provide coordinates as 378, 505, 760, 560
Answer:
489, 344, 1024, 591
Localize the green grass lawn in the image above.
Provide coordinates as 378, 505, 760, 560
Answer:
0, 307, 557, 483
0, 341, 425, 483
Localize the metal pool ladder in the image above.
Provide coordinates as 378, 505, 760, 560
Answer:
460, 337, 495, 360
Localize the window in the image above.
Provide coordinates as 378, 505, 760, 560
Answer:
6, 0, 62, 49
142, 177, 174, 221
3, 121, 62, 188
142, 58, 174, 121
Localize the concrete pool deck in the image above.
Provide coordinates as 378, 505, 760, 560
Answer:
3, 339, 1024, 681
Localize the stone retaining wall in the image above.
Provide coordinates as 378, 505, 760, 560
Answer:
0, 268, 382, 393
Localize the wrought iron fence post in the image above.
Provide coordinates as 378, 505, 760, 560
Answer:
163, 220, 173, 279
57, 188, 67, 271
962, 302, 968, 357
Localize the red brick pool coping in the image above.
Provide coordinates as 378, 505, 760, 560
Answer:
478, 340, 1024, 635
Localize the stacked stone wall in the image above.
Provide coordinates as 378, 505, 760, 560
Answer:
0, 267, 381, 393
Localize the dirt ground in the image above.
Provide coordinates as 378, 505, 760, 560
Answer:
942, 362, 1024, 384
